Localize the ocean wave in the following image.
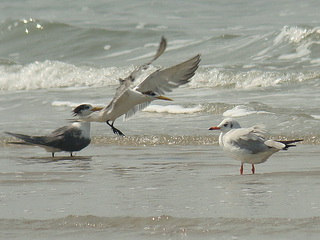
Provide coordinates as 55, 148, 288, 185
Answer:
274, 26, 320, 61
274, 26, 320, 45
143, 104, 202, 114
192, 68, 320, 89
1, 60, 320, 91
1, 21, 320, 91
1, 215, 319, 237
252, 26, 320, 67
223, 105, 272, 117
0, 61, 131, 90
0, 18, 167, 66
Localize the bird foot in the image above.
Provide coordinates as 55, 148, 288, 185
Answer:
112, 126, 125, 136
106, 121, 125, 136
251, 164, 255, 174
240, 164, 244, 175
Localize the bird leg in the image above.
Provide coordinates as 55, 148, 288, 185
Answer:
240, 164, 244, 175
70, 152, 73, 157
106, 121, 125, 136
251, 164, 255, 174
52, 152, 55, 157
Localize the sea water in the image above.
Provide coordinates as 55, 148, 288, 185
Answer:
0, 0, 320, 239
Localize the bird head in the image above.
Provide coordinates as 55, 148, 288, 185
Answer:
73, 104, 103, 117
142, 91, 173, 101
209, 118, 241, 133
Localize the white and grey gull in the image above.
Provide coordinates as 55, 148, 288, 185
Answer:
209, 118, 302, 174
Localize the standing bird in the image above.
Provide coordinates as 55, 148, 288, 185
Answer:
5, 104, 102, 157
209, 118, 302, 174
80, 37, 201, 136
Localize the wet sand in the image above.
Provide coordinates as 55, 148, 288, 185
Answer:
0, 142, 319, 239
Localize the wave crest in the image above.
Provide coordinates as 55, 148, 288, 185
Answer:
0, 61, 132, 90
274, 26, 320, 45
192, 68, 320, 89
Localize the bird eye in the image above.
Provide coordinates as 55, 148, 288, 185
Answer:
142, 91, 156, 96
224, 123, 228, 127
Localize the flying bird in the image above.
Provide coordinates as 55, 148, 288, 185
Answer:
5, 104, 102, 157
80, 37, 201, 136
209, 118, 302, 174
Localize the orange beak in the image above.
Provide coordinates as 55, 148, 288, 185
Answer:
209, 126, 220, 130
156, 95, 173, 101
92, 107, 104, 112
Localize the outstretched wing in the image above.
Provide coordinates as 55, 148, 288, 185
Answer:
135, 54, 201, 95
120, 36, 167, 86
124, 54, 201, 119
105, 37, 167, 112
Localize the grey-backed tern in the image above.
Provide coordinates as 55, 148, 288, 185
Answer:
6, 104, 102, 157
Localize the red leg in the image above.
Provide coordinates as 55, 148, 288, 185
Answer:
240, 164, 244, 175
251, 164, 255, 174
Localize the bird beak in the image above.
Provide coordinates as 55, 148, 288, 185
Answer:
156, 95, 173, 101
92, 107, 103, 112
209, 126, 220, 130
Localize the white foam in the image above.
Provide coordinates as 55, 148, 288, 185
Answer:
278, 42, 312, 60
51, 101, 75, 108
274, 26, 320, 44
223, 105, 270, 117
143, 104, 202, 114
103, 45, 111, 50
191, 69, 320, 89
98, 47, 141, 59
52, 101, 104, 108
0, 61, 130, 91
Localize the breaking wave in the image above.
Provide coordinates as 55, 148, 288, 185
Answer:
1, 60, 320, 91
1, 20, 320, 91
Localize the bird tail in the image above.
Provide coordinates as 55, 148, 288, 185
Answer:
5, 132, 45, 145
277, 139, 303, 150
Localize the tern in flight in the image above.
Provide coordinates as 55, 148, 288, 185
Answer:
80, 37, 201, 136
5, 104, 102, 157
209, 118, 302, 174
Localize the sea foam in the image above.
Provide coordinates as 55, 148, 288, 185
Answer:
0, 61, 131, 91
223, 105, 271, 117
143, 104, 202, 114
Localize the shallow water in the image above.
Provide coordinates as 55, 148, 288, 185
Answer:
1, 144, 320, 239
1, 0, 320, 239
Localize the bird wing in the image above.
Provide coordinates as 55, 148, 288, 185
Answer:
226, 127, 269, 154
135, 54, 201, 95
104, 37, 167, 113
5, 131, 47, 146
6, 126, 74, 146
6, 125, 89, 152
44, 126, 88, 151
124, 54, 201, 119
124, 102, 150, 120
